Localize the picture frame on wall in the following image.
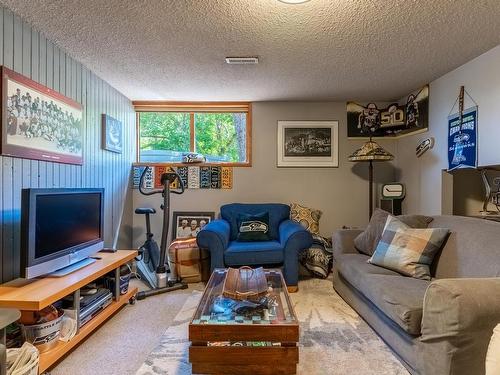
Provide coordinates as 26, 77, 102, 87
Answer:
0, 66, 83, 165
102, 114, 123, 153
277, 120, 339, 167
172, 211, 215, 239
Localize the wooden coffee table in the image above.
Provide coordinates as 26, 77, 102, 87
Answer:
188, 268, 299, 374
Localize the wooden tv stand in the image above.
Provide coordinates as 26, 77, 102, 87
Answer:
0, 250, 138, 374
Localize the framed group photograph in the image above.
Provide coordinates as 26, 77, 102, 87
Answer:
102, 114, 123, 153
172, 211, 215, 239
277, 121, 339, 167
1, 66, 83, 164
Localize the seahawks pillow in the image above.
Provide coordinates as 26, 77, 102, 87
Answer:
237, 212, 270, 242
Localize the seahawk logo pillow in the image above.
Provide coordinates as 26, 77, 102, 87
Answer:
237, 212, 270, 242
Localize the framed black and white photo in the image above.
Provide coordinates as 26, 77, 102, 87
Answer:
277, 121, 338, 167
172, 211, 214, 239
1, 66, 83, 164
102, 114, 122, 153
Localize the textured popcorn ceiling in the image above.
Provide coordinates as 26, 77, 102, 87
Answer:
1, 0, 500, 101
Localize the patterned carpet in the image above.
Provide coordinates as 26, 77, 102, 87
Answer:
136, 278, 409, 375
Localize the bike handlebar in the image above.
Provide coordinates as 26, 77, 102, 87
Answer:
138, 166, 185, 196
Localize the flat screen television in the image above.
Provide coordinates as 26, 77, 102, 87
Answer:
21, 188, 104, 279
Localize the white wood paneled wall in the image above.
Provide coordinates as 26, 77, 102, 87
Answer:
0, 7, 136, 282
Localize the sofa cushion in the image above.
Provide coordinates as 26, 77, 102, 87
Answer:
221, 203, 290, 241
354, 208, 433, 256
224, 240, 283, 265
369, 215, 449, 280
337, 254, 429, 335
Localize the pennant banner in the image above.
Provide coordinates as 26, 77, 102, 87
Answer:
447, 106, 478, 171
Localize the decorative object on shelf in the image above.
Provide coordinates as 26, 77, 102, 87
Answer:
1, 66, 83, 164
222, 267, 268, 301
479, 169, 500, 215
20, 307, 64, 353
101, 114, 122, 153
182, 152, 206, 163
348, 139, 394, 219
416, 137, 435, 157
380, 183, 405, 215
447, 86, 478, 171
172, 211, 214, 240
347, 85, 429, 139
277, 121, 339, 167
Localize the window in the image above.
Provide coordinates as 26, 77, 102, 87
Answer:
135, 102, 251, 166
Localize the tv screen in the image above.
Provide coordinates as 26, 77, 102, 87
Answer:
35, 193, 102, 259
21, 188, 105, 279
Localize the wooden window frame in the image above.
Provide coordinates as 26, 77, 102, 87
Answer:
133, 101, 252, 167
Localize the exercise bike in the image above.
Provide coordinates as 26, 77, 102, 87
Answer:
135, 167, 188, 300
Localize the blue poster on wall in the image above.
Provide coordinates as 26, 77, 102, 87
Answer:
448, 106, 478, 171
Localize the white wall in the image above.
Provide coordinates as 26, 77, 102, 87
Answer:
395, 44, 500, 214
132, 101, 397, 247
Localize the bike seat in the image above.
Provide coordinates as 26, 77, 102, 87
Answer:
135, 207, 156, 215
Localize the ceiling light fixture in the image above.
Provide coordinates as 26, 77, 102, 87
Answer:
277, 0, 311, 4
225, 57, 259, 65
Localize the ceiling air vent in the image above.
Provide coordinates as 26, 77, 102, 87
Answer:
225, 57, 259, 65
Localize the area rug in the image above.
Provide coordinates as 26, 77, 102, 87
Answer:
136, 278, 409, 375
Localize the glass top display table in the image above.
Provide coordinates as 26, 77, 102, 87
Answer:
188, 268, 299, 374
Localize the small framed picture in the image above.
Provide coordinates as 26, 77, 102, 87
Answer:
172, 211, 215, 239
277, 121, 339, 167
102, 114, 122, 153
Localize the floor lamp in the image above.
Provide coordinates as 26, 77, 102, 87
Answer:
348, 138, 394, 219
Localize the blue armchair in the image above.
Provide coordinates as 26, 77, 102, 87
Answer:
196, 203, 313, 291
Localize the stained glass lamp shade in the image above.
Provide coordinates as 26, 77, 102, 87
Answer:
349, 139, 394, 219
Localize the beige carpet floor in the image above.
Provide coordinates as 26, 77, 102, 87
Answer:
48, 277, 409, 375
136, 277, 409, 375
48, 279, 203, 375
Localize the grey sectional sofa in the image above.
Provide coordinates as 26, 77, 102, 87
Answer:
332, 215, 500, 375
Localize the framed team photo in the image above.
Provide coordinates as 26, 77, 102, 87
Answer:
172, 211, 214, 239
1, 66, 83, 164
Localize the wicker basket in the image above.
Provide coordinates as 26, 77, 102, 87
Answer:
222, 266, 268, 301
6, 343, 39, 375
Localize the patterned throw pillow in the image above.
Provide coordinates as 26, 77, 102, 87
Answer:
368, 215, 449, 280
236, 212, 271, 242
290, 203, 322, 235
354, 208, 433, 256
